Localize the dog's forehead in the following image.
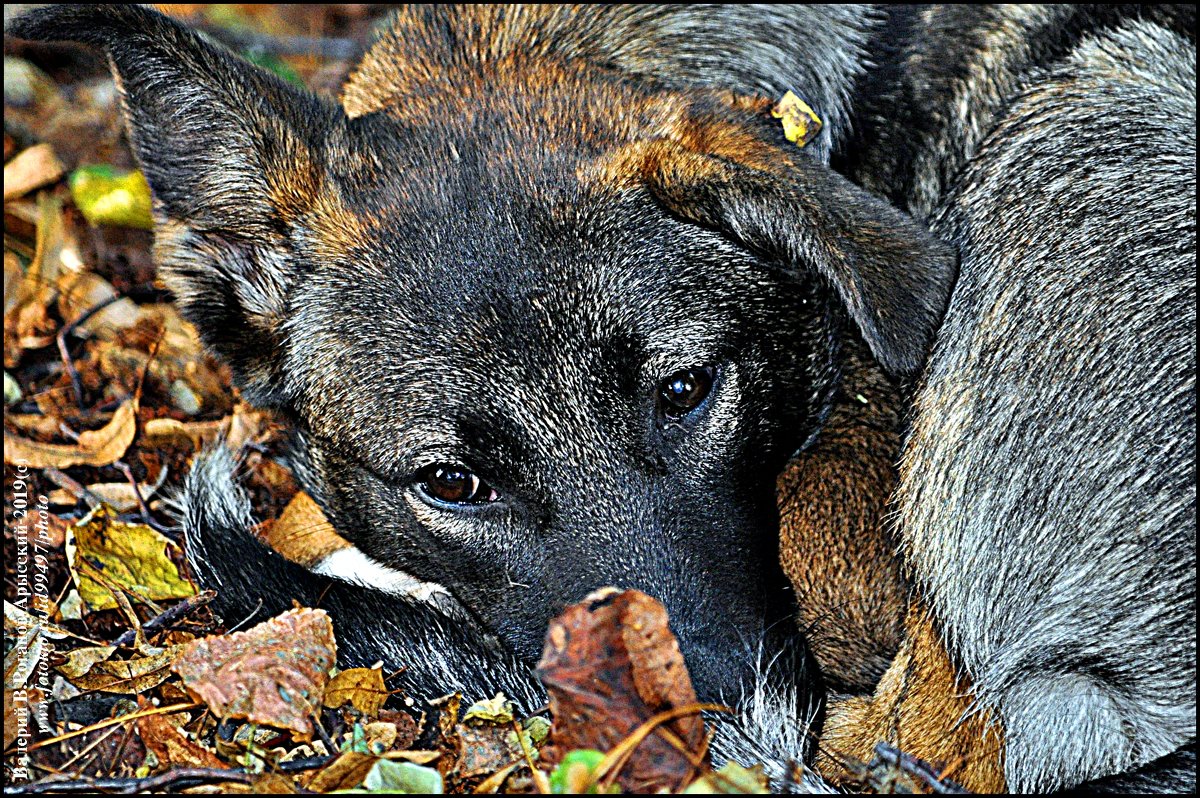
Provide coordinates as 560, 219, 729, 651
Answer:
286, 186, 779, 458
302, 186, 760, 362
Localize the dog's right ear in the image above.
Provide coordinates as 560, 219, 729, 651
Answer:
621, 95, 958, 378
8, 4, 348, 406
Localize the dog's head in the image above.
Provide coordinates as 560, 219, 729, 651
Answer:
11, 6, 954, 703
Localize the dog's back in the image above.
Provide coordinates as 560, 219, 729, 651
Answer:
813, 6, 1196, 793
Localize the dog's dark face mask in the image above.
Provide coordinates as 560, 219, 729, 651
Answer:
287, 185, 836, 699
11, 6, 955, 703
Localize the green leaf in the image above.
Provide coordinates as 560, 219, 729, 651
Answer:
550, 749, 614, 794
4, 371, 21, 406
243, 51, 304, 87
361, 759, 444, 794
69, 165, 154, 230
523, 715, 551, 746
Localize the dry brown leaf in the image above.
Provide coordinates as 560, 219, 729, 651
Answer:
63, 647, 181, 693
303, 751, 378, 792
173, 608, 336, 738
266, 490, 345, 568
473, 761, 521, 794
3, 398, 137, 468
224, 403, 279, 451
136, 698, 226, 769
249, 773, 297, 793
55, 645, 118, 679
378, 708, 422, 751
5, 194, 66, 363
3, 143, 66, 201
140, 417, 223, 450
324, 666, 388, 717
536, 588, 709, 793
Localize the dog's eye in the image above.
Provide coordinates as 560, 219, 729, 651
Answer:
417, 465, 499, 505
658, 366, 715, 418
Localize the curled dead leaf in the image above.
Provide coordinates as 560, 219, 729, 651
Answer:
60, 647, 181, 694
3, 398, 137, 468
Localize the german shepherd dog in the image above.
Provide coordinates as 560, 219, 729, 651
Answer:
9, 4, 1194, 793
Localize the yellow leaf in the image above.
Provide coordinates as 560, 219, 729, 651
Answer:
462, 692, 515, 725
324, 667, 388, 717
66, 503, 196, 612
69, 165, 154, 230
771, 91, 823, 148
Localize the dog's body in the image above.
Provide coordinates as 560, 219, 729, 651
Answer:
796, 5, 1196, 793
9, 4, 1195, 794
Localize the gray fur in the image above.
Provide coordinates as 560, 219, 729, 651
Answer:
897, 19, 1196, 792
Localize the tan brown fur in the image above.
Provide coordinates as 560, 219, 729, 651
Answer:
776, 337, 908, 693
777, 339, 1006, 789
821, 603, 1006, 793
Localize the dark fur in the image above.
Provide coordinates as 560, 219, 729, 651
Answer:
814, 5, 1196, 793
6, 3, 955, 783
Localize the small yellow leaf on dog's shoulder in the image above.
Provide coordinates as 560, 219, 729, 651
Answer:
771, 90, 823, 148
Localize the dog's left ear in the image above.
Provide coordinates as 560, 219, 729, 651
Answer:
8, 4, 351, 407
642, 139, 957, 377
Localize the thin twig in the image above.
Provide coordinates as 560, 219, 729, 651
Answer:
55, 292, 126, 410
112, 590, 215, 648
111, 458, 171, 534
40, 466, 104, 508
26, 702, 201, 753
872, 741, 969, 794
2, 767, 255, 795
